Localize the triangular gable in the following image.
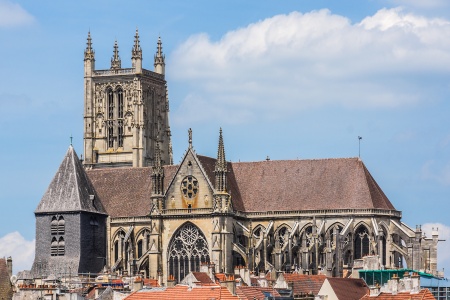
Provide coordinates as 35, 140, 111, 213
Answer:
35, 146, 106, 215
165, 147, 215, 209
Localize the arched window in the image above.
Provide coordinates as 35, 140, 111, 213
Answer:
117, 88, 124, 148
107, 88, 114, 148
51, 237, 58, 256
107, 88, 114, 119
58, 216, 65, 235
51, 217, 58, 235
354, 225, 370, 259
58, 237, 65, 256
117, 89, 124, 118
137, 240, 143, 258
168, 223, 210, 282
114, 240, 119, 262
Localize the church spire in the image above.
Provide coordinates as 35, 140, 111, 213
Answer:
111, 40, 121, 70
154, 36, 165, 75
214, 128, 227, 192
84, 31, 95, 61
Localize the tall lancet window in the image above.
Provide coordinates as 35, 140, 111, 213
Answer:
107, 88, 114, 148
117, 88, 124, 147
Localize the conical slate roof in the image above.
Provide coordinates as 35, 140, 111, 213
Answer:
35, 146, 106, 214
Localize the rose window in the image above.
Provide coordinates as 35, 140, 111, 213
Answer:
181, 176, 198, 199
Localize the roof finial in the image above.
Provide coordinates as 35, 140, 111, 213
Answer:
132, 28, 142, 59
70, 134, 73, 146
111, 40, 121, 70
188, 128, 192, 148
358, 136, 362, 158
84, 31, 95, 61
154, 36, 165, 75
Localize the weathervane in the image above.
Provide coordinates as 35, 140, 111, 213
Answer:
70, 134, 73, 146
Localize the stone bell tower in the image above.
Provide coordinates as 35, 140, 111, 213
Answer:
83, 30, 173, 168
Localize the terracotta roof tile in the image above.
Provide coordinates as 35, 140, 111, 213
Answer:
283, 274, 326, 295
191, 272, 214, 284
360, 288, 436, 300
326, 277, 369, 300
124, 285, 238, 299
236, 286, 281, 300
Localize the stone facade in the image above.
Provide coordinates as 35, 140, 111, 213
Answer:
31, 33, 440, 285
83, 30, 172, 168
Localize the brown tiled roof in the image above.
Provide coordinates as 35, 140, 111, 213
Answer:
87, 156, 395, 217
326, 277, 369, 300
360, 289, 436, 299
0, 258, 13, 300
191, 272, 214, 284
124, 285, 238, 299
283, 274, 326, 295
86, 165, 177, 217
230, 158, 395, 212
236, 286, 281, 300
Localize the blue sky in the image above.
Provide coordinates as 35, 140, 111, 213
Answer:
1, 0, 450, 274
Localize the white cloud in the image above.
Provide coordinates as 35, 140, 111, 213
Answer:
422, 223, 450, 273
0, 0, 34, 28
170, 8, 450, 125
0, 232, 35, 275
391, 0, 449, 9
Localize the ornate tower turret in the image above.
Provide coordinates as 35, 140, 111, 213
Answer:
84, 31, 95, 76
154, 37, 165, 75
131, 29, 142, 73
84, 32, 95, 166
111, 40, 121, 70
83, 31, 172, 168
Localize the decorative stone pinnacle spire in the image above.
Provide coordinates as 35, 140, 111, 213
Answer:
132, 28, 142, 59
111, 40, 121, 70
215, 128, 227, 192
216, 128, 227, 172
154, 140, 162, 169
152, 139, 164, 197
84, 31, 95, 61
188, 128, 192, 148
154, 36, 165, 74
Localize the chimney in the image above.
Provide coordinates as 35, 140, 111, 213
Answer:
208, 262, 216, 282
133, 277, 143, 291
167, 275, 176, 287
219, 274, 236, 295
369, 285, 380, 296
411, 272, 420, 293
390, 274, 399, 295
6, 257, 12, 277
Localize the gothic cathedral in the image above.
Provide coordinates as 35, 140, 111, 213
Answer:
32, 31, 440, 284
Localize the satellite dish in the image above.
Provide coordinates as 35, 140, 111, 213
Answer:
10, 275, 17, 284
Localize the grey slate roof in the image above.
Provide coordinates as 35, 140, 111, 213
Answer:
35, 146, 107, 215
